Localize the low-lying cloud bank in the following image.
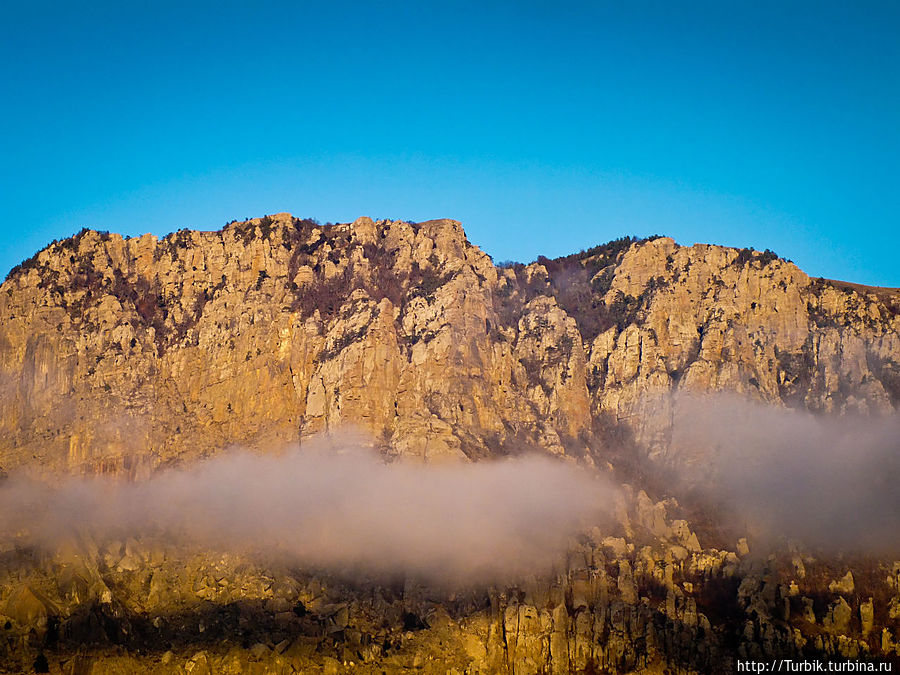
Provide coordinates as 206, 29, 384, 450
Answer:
0, 434, 613, 582
668, 393, 900, 554
3, 394, 894, 576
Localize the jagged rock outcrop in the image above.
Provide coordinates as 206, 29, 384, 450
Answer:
1, 214, 899, 673
1, 214, 897, 475
2, 487, 898, 673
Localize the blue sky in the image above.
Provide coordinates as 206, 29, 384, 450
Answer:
2, 1, 898, 285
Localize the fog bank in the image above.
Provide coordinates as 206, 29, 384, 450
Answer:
0, 434, 613, 582
668, 393, 900, 553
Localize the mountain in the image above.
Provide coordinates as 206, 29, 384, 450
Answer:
1, 214, 898, 673
2, 213, 897, 474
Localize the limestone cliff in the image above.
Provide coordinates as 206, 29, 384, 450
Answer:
1, 214, 897, 476
2, 214, 900, 673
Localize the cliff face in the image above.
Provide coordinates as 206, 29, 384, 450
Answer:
2, 214, 900, 673
1, 213, 897, 475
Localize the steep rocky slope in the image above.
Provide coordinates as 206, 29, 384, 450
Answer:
2, 213, 897, 475
3, 486, 900, 674
1, 214, 899, 673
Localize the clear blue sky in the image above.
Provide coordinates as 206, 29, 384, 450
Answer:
2, 1, 898, 286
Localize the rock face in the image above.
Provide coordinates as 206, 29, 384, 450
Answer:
2, 488, 899, 674
1, 214, 898, 475
1, 214, 899, 672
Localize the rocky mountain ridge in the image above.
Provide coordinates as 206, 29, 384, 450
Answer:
1, 214, 899, 673
2, 213, 898, 476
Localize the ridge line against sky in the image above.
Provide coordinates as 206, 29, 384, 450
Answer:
1, 1, 898, 286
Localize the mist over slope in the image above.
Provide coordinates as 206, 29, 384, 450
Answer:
664, 393, 900, 553
0, 433, 613, 583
